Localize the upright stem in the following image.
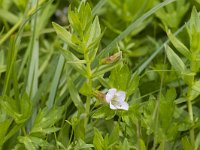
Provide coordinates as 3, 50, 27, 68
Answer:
84, 51, 92, 127
187, 86, 195, 147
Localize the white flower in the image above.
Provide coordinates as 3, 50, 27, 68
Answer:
105, 88, 129, 110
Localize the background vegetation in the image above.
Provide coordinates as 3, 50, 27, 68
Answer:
0, 0, 200, 149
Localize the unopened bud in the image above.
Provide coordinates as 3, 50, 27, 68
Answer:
100, 51, 122, 64
93, 90, 106, 102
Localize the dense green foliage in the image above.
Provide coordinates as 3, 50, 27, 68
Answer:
0, 0, 200, 149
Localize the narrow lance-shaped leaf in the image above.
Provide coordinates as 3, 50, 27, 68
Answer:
59, 47, 88, 77
167, 29, 192, 60
165, 45, 186, 73
68, 78, 85, 112
52, 22, 82, 53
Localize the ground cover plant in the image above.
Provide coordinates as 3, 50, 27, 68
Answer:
1, 0, 200, 149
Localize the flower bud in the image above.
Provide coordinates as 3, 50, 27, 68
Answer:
100, 51, 122, 65
93, 90, 106, 102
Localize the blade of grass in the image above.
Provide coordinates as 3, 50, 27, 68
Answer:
32, 57, 58, 107
46, 55, 65, 109
92, 0, 106, 15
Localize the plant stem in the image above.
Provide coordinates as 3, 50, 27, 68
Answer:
187, 86, 195, 147
84, 51, 92, 127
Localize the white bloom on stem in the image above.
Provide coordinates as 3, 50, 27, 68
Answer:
105, 88, 129, 110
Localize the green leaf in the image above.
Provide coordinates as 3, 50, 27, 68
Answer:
93, 128, 104, 150
189, 7, 200, 54
46, 55, 65, 109
59, 47, 87, 77
31, 107, 63, 134
92, 60, 121, 78
0, 94, 32, 124
165, 45, 186, 73
189, 80, 200, 101
121, 138, 129, 150
182, 136, 194, 150
159, 89, 176, 131
0, 8, 19, 24
139, 139, 147, 150
127, 72, 139, 96
92, 105, 111, 119
87, 16, 101, 47
68, 78, 85, 112
68, 6, 82, 35
74, 138, 94, 149
108, 124, 119, 148
109, 65, 131, 91
79, 81, 91, 96
0, 119, 12, 146
79, 3, 92, 32
18, 136, 49, 150
181, 71, 195, 86
195, 131, 200, 150
98, 0, 176, 58
167, 29, 192, 60
52, 22, 81, 53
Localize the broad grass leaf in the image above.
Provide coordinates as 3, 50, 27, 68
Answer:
165, 45, 186, 73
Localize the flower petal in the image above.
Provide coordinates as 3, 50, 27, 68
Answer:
109, 101, 117, 110
110, 100, 129, 110
106, 88, 116, 103
116, 91, 126, 102
115, 101, 129, 110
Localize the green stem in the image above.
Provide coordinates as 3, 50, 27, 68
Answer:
187, 86, 195, 147
84, 51, 92, 127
